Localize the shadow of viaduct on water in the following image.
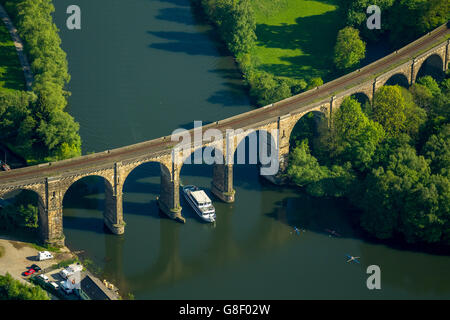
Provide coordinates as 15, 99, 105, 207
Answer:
1, 0, 449, 298
61, 158, 450, 298
148, 0, 251, 107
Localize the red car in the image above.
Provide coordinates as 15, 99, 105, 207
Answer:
23, 268, 36, 276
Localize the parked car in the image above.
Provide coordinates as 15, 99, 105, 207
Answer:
23, 268, 35, 276
49, 281, 60, 290
30, 264, 41, 272
37, 251, 53, 261
39, 274, 49, 282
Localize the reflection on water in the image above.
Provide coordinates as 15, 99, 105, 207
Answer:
63, 162, 450, 299
54, 0, 450, 299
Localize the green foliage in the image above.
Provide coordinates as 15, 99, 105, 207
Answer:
413, 76, 450, 149
195, 0, 256, 56
387, 0, 449, 47
195, 0, 342, 106
306, 77, 324, 90
246, 70, 291, 106
287, 72, 449, 245
0, 273, 50, 300
251, 0, 342, 82
372, 85, 426, 138
50, 258, 79, 270
0, 190, 39, 231
333, 27, 366, 70
359, 144, 430, 239
0, 0, 81, 163
0, 18, 25, 92
417, 76, 441, 96
328, 97, 385, 171
341, 0, 394, 41
30, 243, 60, 253
342, 0, 449, 47
423, 124, 450, 175
287, 140, 356, 197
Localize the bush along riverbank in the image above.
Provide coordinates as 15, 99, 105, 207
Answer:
0, 0, 82, 251
0, 0, 81, 165
286, 73, 450, 246
191, 0, 324, 107
192, 0, 449, 108
192, 0, 450, 248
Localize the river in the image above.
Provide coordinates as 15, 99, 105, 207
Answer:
51, 0, 450, 299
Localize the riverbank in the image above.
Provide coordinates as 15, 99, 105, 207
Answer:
0, 0, 81, 164
0, 234, 123, 299
191, 0, 344, 107
0, 235, 73, 284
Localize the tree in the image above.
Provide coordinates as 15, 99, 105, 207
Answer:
0, 190, 39, 231
423, 124, 450, 175
359, 144, 432, 240
333, 27, 366, 70
372, 85, 426, 139
1, 0, 81, 163
0, 273, 49, 300
399, 87, 427, 141
387, 0, 449, 47
328, 97, 385, 171
212, 0, 256, 55
342, 0, 394, 41
287, 140, 355, 197
417, 76, 441, 97
247, 71, 291, 106
306, 77, 323, 90
399, 173, 450, 244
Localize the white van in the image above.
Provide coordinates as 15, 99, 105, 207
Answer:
59, 264, 83, 279
39, 274, 49, 282
50, 282, 60, 290
37, 251, 54, 261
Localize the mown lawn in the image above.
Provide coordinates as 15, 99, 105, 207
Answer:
252, 0, 343, 82
0, 20, 25, 92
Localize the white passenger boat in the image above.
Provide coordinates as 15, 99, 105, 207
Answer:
182, 185, 216, 223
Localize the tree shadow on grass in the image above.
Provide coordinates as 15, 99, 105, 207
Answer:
0, 40, 25, 90
254, 9, 344, 81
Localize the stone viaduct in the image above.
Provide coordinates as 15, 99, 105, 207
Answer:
0, 24, 448, 247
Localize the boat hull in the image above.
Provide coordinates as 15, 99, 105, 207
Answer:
182, 186, 216, 223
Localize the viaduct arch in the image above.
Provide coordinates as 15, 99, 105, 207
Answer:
0, 24, 448, 246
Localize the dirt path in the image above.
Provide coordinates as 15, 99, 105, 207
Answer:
0, 4, 33, 90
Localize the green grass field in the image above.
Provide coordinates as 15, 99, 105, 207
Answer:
0, 20, 25, 92
252, 0, 343, 82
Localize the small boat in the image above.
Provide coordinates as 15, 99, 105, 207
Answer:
182, 185, 216, 223
345, 254, 360, 264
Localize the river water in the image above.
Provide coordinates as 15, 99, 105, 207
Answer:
51, 0, 450, 299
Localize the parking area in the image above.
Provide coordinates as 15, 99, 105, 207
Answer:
0, 237, 120, 300
0, 238, 73, 284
